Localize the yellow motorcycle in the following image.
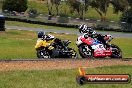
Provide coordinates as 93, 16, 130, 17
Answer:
35, 38, 78, 59
35, 38, 53, 58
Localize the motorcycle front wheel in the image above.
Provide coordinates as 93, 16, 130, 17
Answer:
79, 44, 93, 58
36, 49, 51, 59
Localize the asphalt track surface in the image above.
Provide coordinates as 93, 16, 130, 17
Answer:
6, 25, 132, 38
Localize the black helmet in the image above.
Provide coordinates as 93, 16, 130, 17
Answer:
84, 34, 89, 39
38, 31, 45, 38
87, 27, 94, 34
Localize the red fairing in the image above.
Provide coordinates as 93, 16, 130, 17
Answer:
80, 36, 113, 57
81, 38, 93, 45
104, 36, 110, 41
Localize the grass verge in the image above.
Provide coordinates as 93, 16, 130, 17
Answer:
6, 21, 76, 30
0, 65, 131, 88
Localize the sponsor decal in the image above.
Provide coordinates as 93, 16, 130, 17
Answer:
76, 67, 131, 85
84, 74, 130, 83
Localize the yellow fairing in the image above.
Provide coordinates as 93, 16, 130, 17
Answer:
35, 39, 54, 49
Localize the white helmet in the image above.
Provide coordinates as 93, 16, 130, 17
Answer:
78, 24, 88, 33
78, 24, 95, 34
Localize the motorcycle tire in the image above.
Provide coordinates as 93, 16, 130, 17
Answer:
68, 48, 78, 59
79, 44, 93, 58
36, 49, 51, 59
110, 44, 122, 58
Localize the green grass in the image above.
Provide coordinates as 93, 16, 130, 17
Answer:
111, 38, 132, 58
85, 5, 122, 21
0, 30, 37, 59
0, 29, 132, 59
0, 65, 131, 88
28, 1, 48, 15
0, 2, 2, 10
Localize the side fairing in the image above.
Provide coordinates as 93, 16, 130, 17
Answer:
35, 39, 43, 49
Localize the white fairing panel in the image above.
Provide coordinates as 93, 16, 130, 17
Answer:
91, 44, 106, 50
76, 39, 83, 46
48, 34, 54, 39
76, 36, 83, 46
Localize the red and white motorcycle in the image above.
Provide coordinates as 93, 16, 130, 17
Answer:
76, 33, 122, 58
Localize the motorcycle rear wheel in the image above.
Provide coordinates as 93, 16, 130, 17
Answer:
110, 44, 122, 58
68, 48, 78, 59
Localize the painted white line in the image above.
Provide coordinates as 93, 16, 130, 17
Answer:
110, 21, 115, 23
97, 20, 101, 22
54, 32, 57, 34
85, 19, 90, 21
29, 30, 33, 31
121, 22, 126, 24
65, 33, 69, 34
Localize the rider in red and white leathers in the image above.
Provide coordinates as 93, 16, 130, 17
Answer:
78, 24, 110, 48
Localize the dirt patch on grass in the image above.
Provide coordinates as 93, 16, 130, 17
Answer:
0, 31, 6, 35
0, 59, 132, 71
